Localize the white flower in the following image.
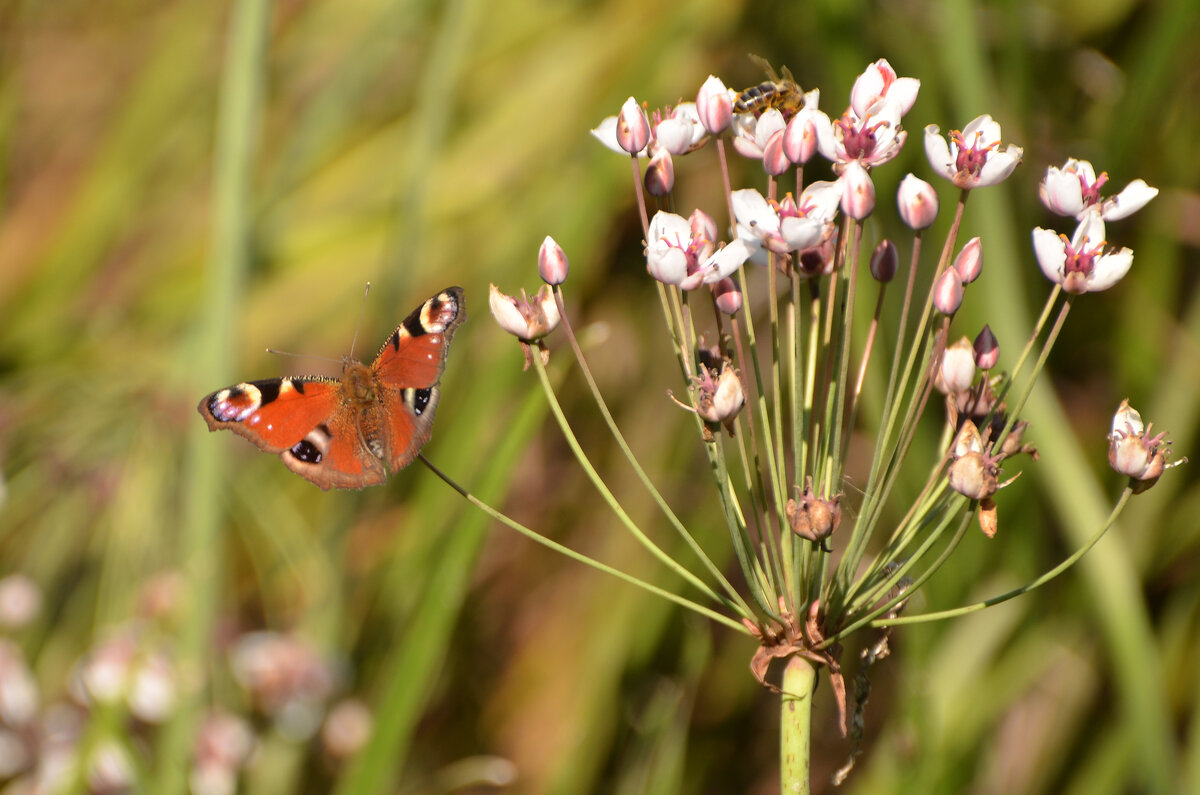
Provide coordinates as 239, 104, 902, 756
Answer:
925, 115, 1022, 188
644, 211, 748, 289
1039, 158, 1158, 221
732, 186, 835, 262
817, 100, 906, 169
1032, 213, 1133, 294
850, 59, 920, 120
489, 283, 561, 340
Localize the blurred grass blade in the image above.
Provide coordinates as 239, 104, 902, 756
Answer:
153, 1, 272, 791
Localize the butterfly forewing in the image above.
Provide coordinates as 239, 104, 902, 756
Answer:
372, 286, 465, 387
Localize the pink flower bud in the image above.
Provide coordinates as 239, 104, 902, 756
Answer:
953, 236, 983, 284
869, 239, 898, 282
616, 96, 650, 154
783, 114, 818, 164
840, 161, 875, 220
897, 174, 939, 230
762, 129, 791, 176
696, 75, 733, 134
712, 278, 742, 315
973, 325, 998, 370
933, 268, 964, 314
538, 236, 569, 285
644, 145, 675, 196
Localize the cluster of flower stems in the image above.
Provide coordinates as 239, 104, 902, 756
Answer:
431, 57, 1181, 792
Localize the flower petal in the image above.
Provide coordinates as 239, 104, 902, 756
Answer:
924, 125, 954, 181
974, 144, 1023, 187
1100, 179, 1159, 221
1031, 227, 1066, 285
703, 239, 753, 282
1039, 166, 1085, 216
1086, 248, 1133, 292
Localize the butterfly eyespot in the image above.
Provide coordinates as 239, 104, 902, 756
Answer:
288, 424, 333, 464
290, 438, 323, 463
209, 384, 263, 422
406, 387, 433, 416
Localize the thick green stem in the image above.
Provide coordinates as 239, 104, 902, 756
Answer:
781, 656, 816, 795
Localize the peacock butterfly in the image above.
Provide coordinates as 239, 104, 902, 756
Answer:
198, 286, 465, 490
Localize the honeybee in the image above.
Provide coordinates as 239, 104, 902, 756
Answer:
734, 55, 804, 116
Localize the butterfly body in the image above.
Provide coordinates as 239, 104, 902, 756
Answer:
199, 286, 465, 490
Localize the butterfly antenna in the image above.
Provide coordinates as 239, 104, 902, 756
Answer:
349, 282, 371, 359
265, 348, 340, 365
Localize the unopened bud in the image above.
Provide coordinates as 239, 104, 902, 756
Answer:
897, 174, 939, 230
933, 268, 964, 314
538, 236, 569, 285
712, 278, 742, 315
869, 239, 898, 282
973, 325, 999, 370
953, 237, 983, 284
696, 75, 732, 135
616, 97, 650, 154
783, 113, 818, 164
644, 145, 675, 196
937, 336, 976, 394
840, 160, 875, 220
762, 129, 791, 176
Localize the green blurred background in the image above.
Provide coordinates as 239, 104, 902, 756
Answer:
1, 0, 1198, 793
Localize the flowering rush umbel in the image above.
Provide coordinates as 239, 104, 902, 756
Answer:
477, 56, 1179, 794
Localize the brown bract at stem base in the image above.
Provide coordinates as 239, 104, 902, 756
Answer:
746, 600, 847, 736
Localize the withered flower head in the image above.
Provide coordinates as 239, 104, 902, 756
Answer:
785, 476, 842, 547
